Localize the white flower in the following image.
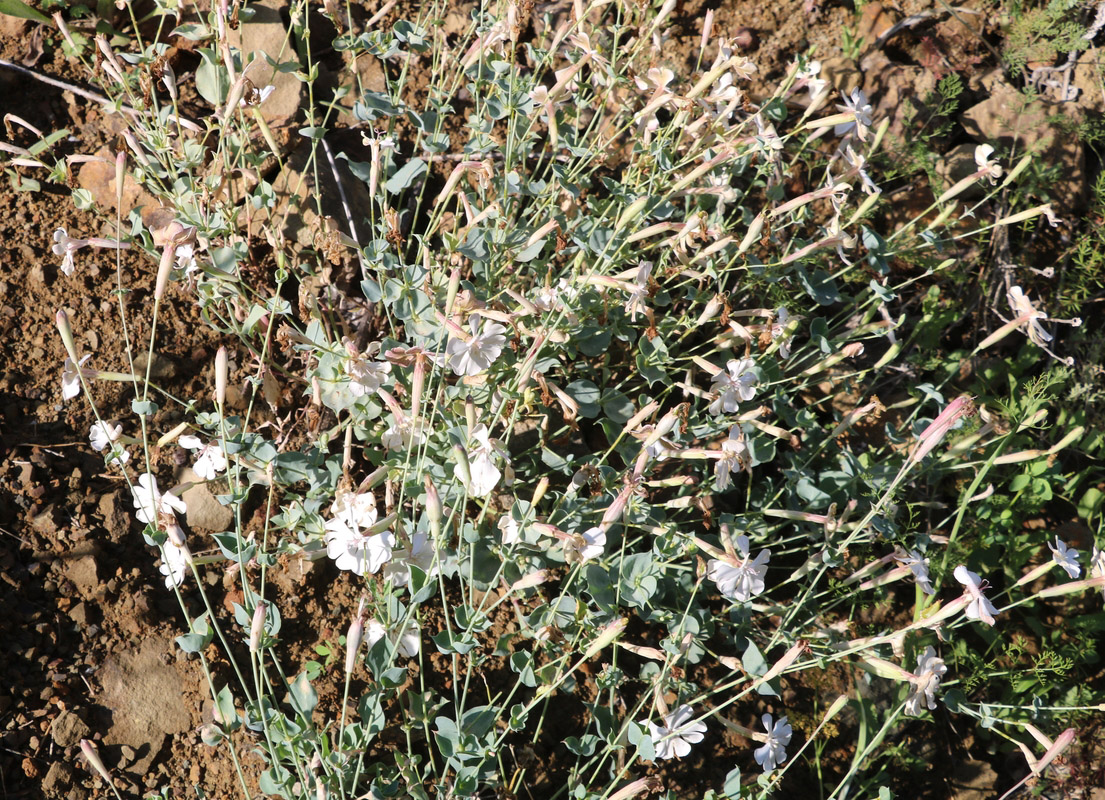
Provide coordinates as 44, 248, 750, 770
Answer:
1007, 285, 1052, 345
132, 473, 187, 526
347, 354, 391, 397
89, 421, 122, 452
175, 243, 198, 276
159, 538, 190, 588
324, 490, 394, 576
498, 514, 522, 545
770, 307, 793, 358
1048, 536, 1082, 579
709, 358, 758, 414
1090, 546, 1105, 600
894, 549, 935, 595
456, 424, 504, 498
974, 144, 1003, 183
707, 534, 770, 601
643, 704, 707, 760
715, 425, 751, 490
61, 354, 92, 401
954, 565, 1000, 626
753, 714, 792, 773
52, 227, 85, 276
179, 434, 227, 481
624, 261, 653, 321
834, 88, 873, 141
905, 646, 947, 717
384, 532, 439, 587
365, 618, 421, 658
447, 318, 508, 377
382, 417, 427, 451
563, 526, 606, 564
90, 421, 129, 465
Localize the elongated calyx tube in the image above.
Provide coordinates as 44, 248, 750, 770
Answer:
249, 601, 267, 653
215, 346, 228, 408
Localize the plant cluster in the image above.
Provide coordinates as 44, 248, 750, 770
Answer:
3, 0, 1103, 798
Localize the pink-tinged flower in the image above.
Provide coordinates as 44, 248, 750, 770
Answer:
89, 421, 129, 465
561, 526, 606, 564
753, 714, 792, 773
894, 549, 935, 595
447, 318, 507, 377
1048, 536, 1082, 579
904, 646, 947, 716
159, 539, 191, 588
715, 425, 751, 490
324, 491, 394, 576
61, 354, 92, 400
383, 532, 439, 587
834, 89, 873, 140
709, 358, 758, 414
132, 473, 187, 526
707, 534, 769, 601
179, 434, 227, 480
366, 617, 421, 658
909, 395, 974, 463
954, 565, 1000, 626
643, 704, 707, 760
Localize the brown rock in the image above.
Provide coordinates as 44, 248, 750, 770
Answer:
50, 709, 90, 747
819, 56, 863, 97
229, 0, 304, 130
64, 555, 100, 599
76, 149, 160, 224
861, 54, 937, 139
98, 638, 190, 775
42, 761, 76, 797
177, 468, 234, 532
934, 143, 987, 200
856, 2, 897, 45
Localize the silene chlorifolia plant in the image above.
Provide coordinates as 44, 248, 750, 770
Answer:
17, 0, 1105, 797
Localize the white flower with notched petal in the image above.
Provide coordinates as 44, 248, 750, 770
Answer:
52, 228, 84, 276
904, 646, 947, 717
455, 424, 505, 498
643, 704, 707, 760
132, 473, 187, 526
834, 88, 873, 140
179, 434, 227, 481
562, 526, 606, 564
61, 354, 92, 401
324, 490, 394, 576
707, 534, 770, 602
709, 358, 758, 414
1006, 285, 1052, 346
624, 261, 653, 321
753, 714, 792, 773
954, 565, 1000, 626
159, 540, 191, 588
447, 318, 507, 377
347, 354, 391, 397
715, 425, 751, 490
1048, 536, 1081, 579
384, 532, 440, 587
89, 421, 129, 464
894, 549, 935, 595
974, 144, 1003, 183
1090, 546, 1105, 600
770, 307, 794, 358
365, 618, 421, 658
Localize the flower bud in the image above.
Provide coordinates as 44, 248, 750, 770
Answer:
154, 241, 177, 301
55, 309, 80, 365
80, 739, 113, 785
424, 475, 442, 536
452, 445, 472, 490
215, 346, 228, 408
465, 395, 477, 432
530, 476, 549, 507
249, 601, 267, 653
345, 613, 364, 676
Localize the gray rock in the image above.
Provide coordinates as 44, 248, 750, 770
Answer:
50, 709, 90, 748
177, 468, 234, 532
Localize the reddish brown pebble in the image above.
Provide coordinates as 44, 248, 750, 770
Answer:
734, 27, 758, 49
